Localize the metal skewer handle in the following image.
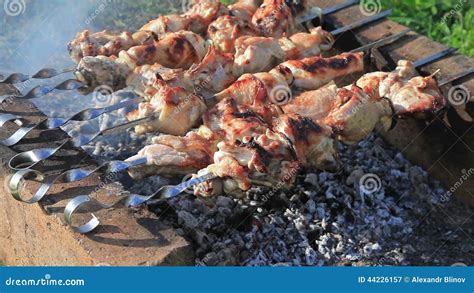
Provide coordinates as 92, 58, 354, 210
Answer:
0, 67, 75, 84
8, 113, 158, 170
0, 79, 84, 103
63, 172, 217, 233
8, 157, 147, 204
0, 95, 143, 146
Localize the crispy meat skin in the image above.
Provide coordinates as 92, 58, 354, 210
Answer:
127, 59, 446, 196
78, 24, 336, 92
127, 128, 217, 180
276, 52, 365, 90
68, 0, 227, 62
126, 80, 207, 136
284, 61, 445, 144
207, 15, 257, 53
75, 30, 207, 89
252, 0, 297, 37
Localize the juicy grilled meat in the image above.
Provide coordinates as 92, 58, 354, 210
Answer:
75, 30, 207, 89
251, 0, 320, 37
127, 127, 217, 180
126, 80, 207, 136
284, 61, 445, 143
357, 60, 445, 114
207, 15, 257, 53
68, 0, 227, 62
275, 52, 365, 90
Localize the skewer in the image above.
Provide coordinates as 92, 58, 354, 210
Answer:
0, 8, 389, 103
438, 67, 474, 86
6, 49, 460, 202
63, 172, 217, 233
0, 93, 142, 146
0, 1, 356, 86
0, 32, 410, 147
0, 79, 84, 102
8, 113, 159, 170
298, 0, 359, 23
8, 157, 147, 204
330, 9, 392, 36
0, 67, 75, 84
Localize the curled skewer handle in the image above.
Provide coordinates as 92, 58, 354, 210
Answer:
0, 96, 143, 146
64, 172, 217, 233
0, 67, 74, 84
8, 157, 148, 204
8, 141, 68, 170
0, 113, 24, 127
0, 79, 84, 101
0, 114, 47, 146
8, 169, 48, 203
7, 114, 155, 170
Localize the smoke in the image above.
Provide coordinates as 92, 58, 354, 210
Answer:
0, 0, 116, 72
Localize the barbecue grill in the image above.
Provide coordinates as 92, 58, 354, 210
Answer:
0, 0, 472, 266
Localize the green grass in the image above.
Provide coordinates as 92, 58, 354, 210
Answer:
383, 0, 473, 57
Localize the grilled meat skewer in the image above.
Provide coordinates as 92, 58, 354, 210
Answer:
68, 0, 233, 62
285, 60, 445, 142
68, 0, 323, 63
126, 59, 445, 197
76, 24, 335, 91
126, 52, 364, 136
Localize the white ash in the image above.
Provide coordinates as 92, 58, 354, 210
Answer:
119, 133, 470, 266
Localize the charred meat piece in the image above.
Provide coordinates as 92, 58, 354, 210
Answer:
275, 52, 365, 90
68, 0, 227, 62
126, 80, 207, 136
127, 127, 217, 180
75, 31, 207, 90
229, 0, 263, 21
207, 15, 257, 53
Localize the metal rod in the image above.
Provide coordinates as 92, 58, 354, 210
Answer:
299, 0, 359, 23
0, 79, 84, 102
8, 157, 147, 204
413, 48, 457, 68
0, 95, 143, 146
0, 67, 75, 84
439, 67, 474, 86
322, 0, 359, 15
350, 29, 411, 53
63, 172, 217, 233
8, 113, 158, 170
331, 9, 393, 36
